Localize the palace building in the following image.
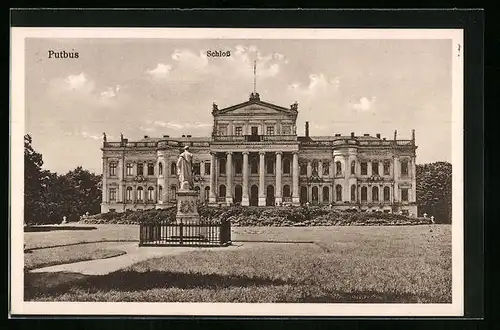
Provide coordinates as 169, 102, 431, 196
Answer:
100, 92, 418, 215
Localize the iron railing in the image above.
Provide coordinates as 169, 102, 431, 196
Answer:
139, 220, 231, 247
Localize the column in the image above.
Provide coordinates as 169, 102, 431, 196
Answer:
102, 157, 108, 204
368, 160, 372, 176
118, 159, 123, 203
393, 156, 399, 203
318, 185, 323, 204
329, 159, 334, 178
258, 151, 266, 206
318, 161, 323, 177
200, 160, 205, 176
242, 151, 250, 206
209, 152, 216, 203
226, 152, 233, 205
379, 161, 383, 177
307, 161, 312, 177
344, 155, 349, 202
275, 151, 282, 204
292, 151, 300, 205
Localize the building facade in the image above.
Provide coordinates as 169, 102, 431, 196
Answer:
100, 92, 418, 215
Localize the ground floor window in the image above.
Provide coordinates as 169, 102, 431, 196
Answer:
323, 186, 329, 203
336, 184, 342, 202
147, 186, 154, 201
137, 187, 144, 201
109, 188, 117, 201
126, 187, 133, 201
401, 188, 409, 202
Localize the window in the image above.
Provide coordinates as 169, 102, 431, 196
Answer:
336, 184, 342, 202
323, 186, 329, 203
361, 186, 367, 202
235, 126, 243, 136
312, 186, 319, 203
372, 161, 379, 175
300, 164, 307, 175
205, 162, 211, 175
282, 125, 291, 135
312, 161, 318, 175
384, 186, 390, 201
159, 162, 163, 176
267, 159, 274, 174
137, 163, 144, 176
204, 186, 210, 202
283, 185, 291, 197
251, 158, 258, 174
401, 188, 409, 202
233, 159, 241, 174
170, 163, 176, 175
126, 163, 133, 176
137, 187, 144, 201
147, 186, 154, 201
170, 185, 176, 201
219, 158, 226, 175
323, 161, 329, 176
383, 161, 390, 175
283, 159, 291, 174
351, 185, 356, 202
158, 185, 163, 200
401, 160, 409, 176
147, 163, 154, 176
219, 185, 226, 198
351, 161, 356, 175
218, 125, 227, 135
109, 188, 117, 201
109, 162, 117, 176
361, 162, 368, 175
372, 186, 379, 202
336, 161, 342, 176
126, 187, 133, 201
266, 126, 275, 135
193, 163, 201, 175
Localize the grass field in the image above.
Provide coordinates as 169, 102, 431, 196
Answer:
24, 224, 451, 303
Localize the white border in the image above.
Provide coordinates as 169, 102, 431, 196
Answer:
10, 27, 464, 317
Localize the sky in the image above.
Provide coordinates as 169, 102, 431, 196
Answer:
25, 38, 452, 174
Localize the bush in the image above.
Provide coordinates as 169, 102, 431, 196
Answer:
81, 205, 432, 227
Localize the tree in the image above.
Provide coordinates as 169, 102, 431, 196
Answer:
416, 162, 452, 223
24, 134, 46, 224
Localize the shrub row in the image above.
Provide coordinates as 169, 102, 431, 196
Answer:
80, 205, 432, 226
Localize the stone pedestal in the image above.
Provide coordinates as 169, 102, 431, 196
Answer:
171, 189, 207, 241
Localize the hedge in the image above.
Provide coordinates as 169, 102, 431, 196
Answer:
80, 205, 432, 226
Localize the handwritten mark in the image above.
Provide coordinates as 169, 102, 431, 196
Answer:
457, 44, 461, 57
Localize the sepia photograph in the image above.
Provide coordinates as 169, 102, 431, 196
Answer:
10, 27, 464, 316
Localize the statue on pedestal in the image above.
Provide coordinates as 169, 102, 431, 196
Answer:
176, 146, 194, 191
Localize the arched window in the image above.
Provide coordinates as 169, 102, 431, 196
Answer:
351, 160, 356, 175
336, 184, 342, 201
235, 159, 242, 174
372, 186, 379, 202
401, 159, 409, 176
126, 187, 133, 201
384, 186, 390, 201
323, 186, 329, 203
336, 161, 342, 176
137, 186, 144, 201
158, 162, 163, 176
312, 186, 319, 203
219, 158, 226, 175
300, 186, 308, 203
219, 185, 226, 198
283, 184, 291, 197
158, 185, 163, 201
204, 186, 210, 202
147, 186, 154, 201
361, 186, 367, 202
170, 185, 176, 201
250, 158, 258, 174
267, 158, 274, 174
170, 162, 176, 175
283, 159, 291, 174
351, 185, 356, 202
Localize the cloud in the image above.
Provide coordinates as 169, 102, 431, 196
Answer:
139, 125, 156, 133
147, 63, 172, 78
81, 131, 102, 140
287, 74, 340, 97
351, 96, 377, 112
65, 73, 88, 90
152, 120, 211, 130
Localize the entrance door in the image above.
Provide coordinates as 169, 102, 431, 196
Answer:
300, 186, 308, 203
234, 185, 242, 204
250, 185, 259, 206
266, 185, 275, 206
251, 126, 258, 136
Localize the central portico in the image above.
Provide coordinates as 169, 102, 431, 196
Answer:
209, 92, 300, 206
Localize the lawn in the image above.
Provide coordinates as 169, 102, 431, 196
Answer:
25, 224, 451, 303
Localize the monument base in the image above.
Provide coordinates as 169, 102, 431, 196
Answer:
173, 189, 208, 239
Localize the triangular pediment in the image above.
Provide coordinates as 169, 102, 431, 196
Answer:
215, 94, 298, 117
